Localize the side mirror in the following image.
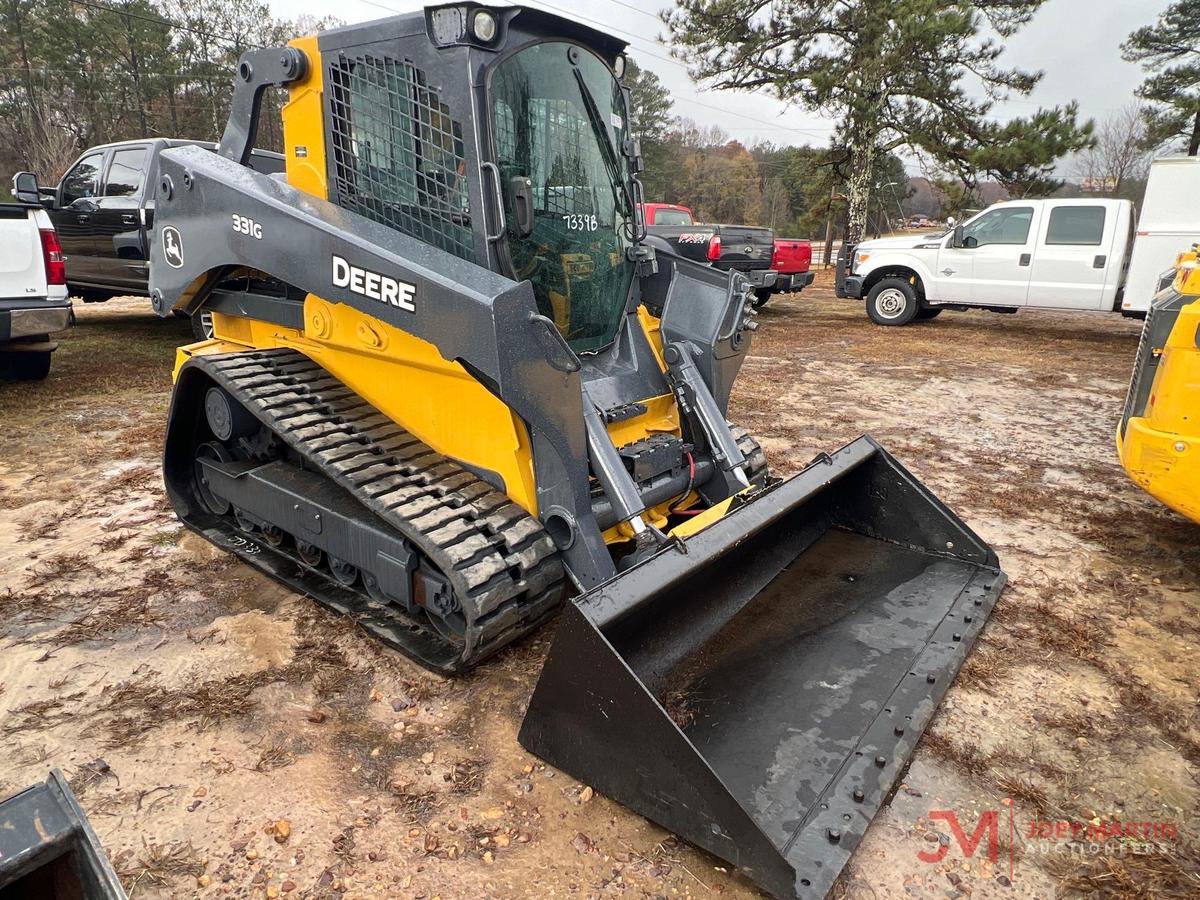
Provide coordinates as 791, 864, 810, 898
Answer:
69, 196, 99, 212
951, 225, 964, 248
946, 216, 956, 229
510, 175, 534, 237
12, 171, 39, 204
625, 137, 644, 175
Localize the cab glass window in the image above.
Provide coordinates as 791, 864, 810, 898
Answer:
491, 42, 636, 354
103, 147, 148, 197
61, 153, 103, 204
1045, 206, 1105, 245
961, 206, 1033, 247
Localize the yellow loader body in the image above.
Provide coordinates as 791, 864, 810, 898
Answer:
1119, 255, 1200, 523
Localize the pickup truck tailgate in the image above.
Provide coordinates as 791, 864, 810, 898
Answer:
717, 225, 773, 269
0, 207, 46, 299
772, 239, 812, 275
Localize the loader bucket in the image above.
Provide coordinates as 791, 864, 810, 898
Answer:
0, 770, 126, 899
519, 435, 1005, 900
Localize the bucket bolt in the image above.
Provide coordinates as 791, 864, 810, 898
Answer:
852, 789, 864, 803
826, 828, 841, 843
874, 755, 886, 767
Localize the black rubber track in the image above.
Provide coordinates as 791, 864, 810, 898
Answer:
178, 348, 566, 672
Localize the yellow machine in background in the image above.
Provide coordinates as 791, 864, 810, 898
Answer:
1118, 248, 1200, 523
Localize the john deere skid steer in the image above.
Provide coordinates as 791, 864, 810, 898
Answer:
149, 5, 1005, 896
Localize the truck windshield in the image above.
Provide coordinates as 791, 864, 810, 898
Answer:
491, 42, 635, 354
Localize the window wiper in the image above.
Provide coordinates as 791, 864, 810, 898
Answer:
572, 68, 636, 233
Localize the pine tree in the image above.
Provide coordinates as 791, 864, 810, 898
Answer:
662, 0, 1093, 244
623, 59, 677, 202
1122, 0, 1200, 155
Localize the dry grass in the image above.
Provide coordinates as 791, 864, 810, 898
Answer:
920, 731, 1062, 817
89, 612, 356, 745
955, 640, 1022, 693
389, 782, 441, 824
254, 735, 296, 772
95, 530, 136, 552
992, 772, 1050, 816
116, 840, 205, 893
1044, 840, 1200, 898
112, 421, 166, 459
446, 757, 487, 796
3, 691, 87, 735
919, 731, 991, 779
23, 551, 99, 587
99, 669, 272, 734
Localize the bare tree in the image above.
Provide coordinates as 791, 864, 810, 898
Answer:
24, 117, 80, 180
1074, 104, 1153, 196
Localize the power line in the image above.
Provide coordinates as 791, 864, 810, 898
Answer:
0, 65, 232, 80
592, 0, 663, 23
527, 0, 836, 139
347, 0, 835, 141
71, 0, 265, 50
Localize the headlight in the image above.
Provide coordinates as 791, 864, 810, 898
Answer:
471, 9, 498, 42
613, 54, 627, 79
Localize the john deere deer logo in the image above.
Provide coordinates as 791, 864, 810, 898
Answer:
162, 226, 184, 269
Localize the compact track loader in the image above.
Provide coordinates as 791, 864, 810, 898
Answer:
1119, 248, 1200, 523
149, 5, 1006, 896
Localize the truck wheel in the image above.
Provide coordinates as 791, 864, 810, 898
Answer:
865, 278, 919, 326
191, 310, 215, 342
751, 288, 772, 309
915, 307, 943, 320
1, 350, 52, 381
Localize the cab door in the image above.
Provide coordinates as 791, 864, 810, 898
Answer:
94, 144, 151, 291
1027, 203, 1114, 309
957, 205, 1038, 306
50, 150, 106, 283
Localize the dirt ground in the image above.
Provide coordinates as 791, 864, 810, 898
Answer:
1, 285, 1197, 899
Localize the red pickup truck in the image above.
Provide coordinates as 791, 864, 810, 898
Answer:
760, 239, 815, 307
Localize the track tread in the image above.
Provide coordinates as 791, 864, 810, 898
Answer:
190, 348, 565, 668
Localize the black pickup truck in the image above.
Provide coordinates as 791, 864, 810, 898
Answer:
36, 138, 283, 303
640, 202, 777, 294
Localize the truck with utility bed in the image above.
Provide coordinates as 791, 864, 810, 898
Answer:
34, 138, 283, 305
837, 193, 1194, 325
1, 173, 70, 380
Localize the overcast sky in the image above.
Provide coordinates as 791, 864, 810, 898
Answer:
268, 0, 1172, 174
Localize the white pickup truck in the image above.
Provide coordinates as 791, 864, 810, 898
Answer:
837, 197, 1140, 325
1, 173, 71, 379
